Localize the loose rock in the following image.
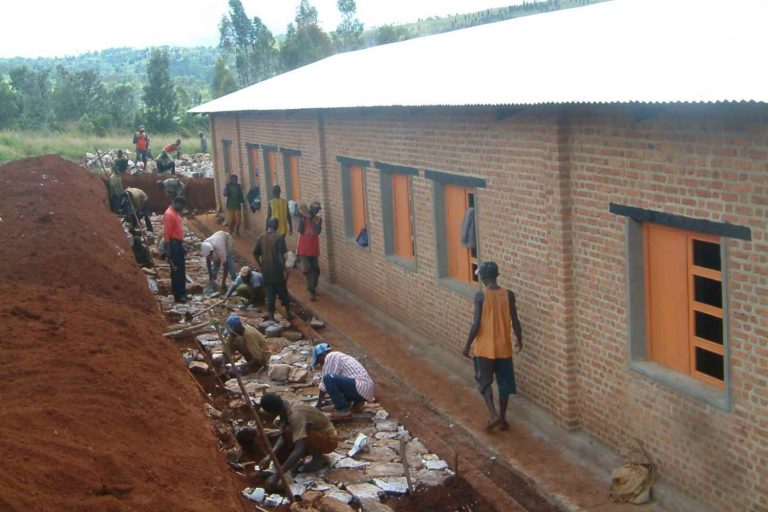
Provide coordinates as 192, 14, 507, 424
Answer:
345, 483, 384, 502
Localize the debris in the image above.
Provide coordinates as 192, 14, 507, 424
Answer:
424, 459, 448, 471
366, 462, 405, 478
335, 457, 369, 470
375, 420, 398, 432
316, 496, 355, 512
265, 493, 289, 506
268, 364, 292, 382
348, 433, 369, 458
372, 477, 409, 495
345, 483, 384, 502
241, 487, 266, 503
310, 317, 325, 329
359, 500, 395, 512
204, 404, 222, 418
187, 361, 210, 375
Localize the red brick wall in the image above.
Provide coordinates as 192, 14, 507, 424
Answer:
208, 105, 768, 511
568, 106, 768, 512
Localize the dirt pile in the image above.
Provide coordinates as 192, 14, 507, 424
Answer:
0, 156, 242, 511
121, 175, 216, 213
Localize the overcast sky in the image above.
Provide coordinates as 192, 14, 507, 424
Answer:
0, 0, 522, 58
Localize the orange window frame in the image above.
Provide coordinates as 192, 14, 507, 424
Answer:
247, 146, 259, 187
444, 184, 474, 284
349, 165, 367, 237
644, 224, 724, 387
265, 150, 278, 189
288, 155, 301, 201
391, 173, 414, 259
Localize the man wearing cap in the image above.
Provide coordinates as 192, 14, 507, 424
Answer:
312, 343, 375, 420
201, 230, 235, 290
223, 314, 270, 376
462, 261, 523, 432
297, 201, 323, 300
224, 266, 264, 307
253, 217, 292, 321
258, 392, 338, 489
163, 196, 188, 303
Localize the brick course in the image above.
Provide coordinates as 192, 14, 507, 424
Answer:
208, 104, 768, 511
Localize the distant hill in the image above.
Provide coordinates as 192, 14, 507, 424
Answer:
0, 46, 219, 86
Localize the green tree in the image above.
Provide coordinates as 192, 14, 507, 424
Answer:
0, 77, 21, 128
280, 0, 334, 71
142, 49, 178, 132
212, 57, 238, 98
9, 66, 52, 130
219, 0, 278, 87
52, 67, 107, 124
107, 83, 137, 129
333, 0, 364, 52
375, 24, 412, 45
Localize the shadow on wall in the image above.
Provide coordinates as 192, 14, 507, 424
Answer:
120, 175, 217, 213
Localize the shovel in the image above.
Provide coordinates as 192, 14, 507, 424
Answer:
183, 299, 226, 322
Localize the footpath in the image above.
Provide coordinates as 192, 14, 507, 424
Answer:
191, 214, 679, 512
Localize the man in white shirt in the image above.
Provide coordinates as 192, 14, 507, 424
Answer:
200, 230, 235, 289
312, 343, 375, 420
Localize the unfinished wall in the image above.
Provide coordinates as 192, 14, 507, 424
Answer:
568, 106, 768, 512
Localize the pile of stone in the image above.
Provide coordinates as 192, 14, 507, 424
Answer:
141, 219, 454, 511
82, 149, 214, 179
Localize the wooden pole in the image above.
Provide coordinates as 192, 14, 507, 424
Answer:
213, 323, 295, 502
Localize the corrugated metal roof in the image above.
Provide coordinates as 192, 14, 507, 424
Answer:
189, 0, 768, 114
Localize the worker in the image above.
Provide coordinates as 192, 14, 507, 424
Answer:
223, 314, 270, 376
107, 171, 124, 213
312, 343, 374, 420
156, 177, 185, 201
266, 185, 292, 236
163, 196, 188, 303
462, 261, 523, 432
112, 149, 129, 175
253, 217, 291, 321
297, 201, 322, 300
223, 175, 245, 236
224, 266, 264, 307
200, 230, 236, 290
156, 139, 181, 174
199, 131, 208, 153
121, 187, 153, 233
132, 126, 150, 169
258, 392, 339, 489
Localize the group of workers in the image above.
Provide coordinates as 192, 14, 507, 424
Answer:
109, 151, 524, 492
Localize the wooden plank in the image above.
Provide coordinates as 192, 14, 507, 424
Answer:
392, 173, 413, 259
444, 184, 471, 283
349, 165, 367, 236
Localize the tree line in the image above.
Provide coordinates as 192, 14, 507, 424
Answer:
0, 0, 603, 133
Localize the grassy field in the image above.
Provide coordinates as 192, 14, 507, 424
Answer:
0, 131, 203, 166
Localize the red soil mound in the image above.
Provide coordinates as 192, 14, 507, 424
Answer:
121, 175, 216, 213
0, 156, 243, 511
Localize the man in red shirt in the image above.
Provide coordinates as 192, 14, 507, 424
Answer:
297, 201, 322, 300
163, 196, 187, 303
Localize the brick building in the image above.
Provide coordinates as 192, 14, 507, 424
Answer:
191, 1, 768, 510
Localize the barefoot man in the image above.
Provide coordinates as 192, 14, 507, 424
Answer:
462, 261, 523, 431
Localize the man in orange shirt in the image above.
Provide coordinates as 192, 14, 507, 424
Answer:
462, 261, 523, 432
132, 126, 150, 169
163, 196, 187, 303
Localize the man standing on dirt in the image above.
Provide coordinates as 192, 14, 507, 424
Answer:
258, 392, 339, 489
462, 261, 523, 432
312, 343, 374, 420
157, 177, 184, 201
223, 175, 245, 236
132, 126, 150, 169
297, 201, 322, 300
224, 266, 264, 307
223, 314, 270, 376
253, 217, 292, 321
121, 187, 153, 233
200, 230, 236, 290
266, 185, 292, 236
163, 196, 188, 303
